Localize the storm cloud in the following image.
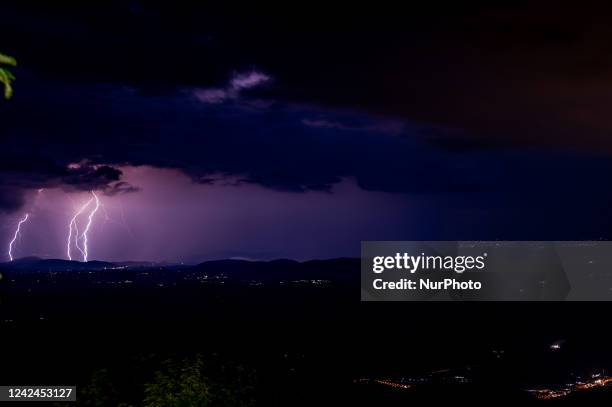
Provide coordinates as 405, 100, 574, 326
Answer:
2, 3, 612, 218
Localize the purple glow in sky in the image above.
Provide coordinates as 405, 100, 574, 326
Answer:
1, 166, 421, 263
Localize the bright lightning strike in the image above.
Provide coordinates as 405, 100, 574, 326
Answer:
8, 213, 29, 261
67, 197, 93, 260
66, 192, 99, 261
81, 191, 100, 262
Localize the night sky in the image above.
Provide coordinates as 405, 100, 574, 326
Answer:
2, 3, 612, 262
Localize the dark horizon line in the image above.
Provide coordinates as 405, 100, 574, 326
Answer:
2, 255, 359, 267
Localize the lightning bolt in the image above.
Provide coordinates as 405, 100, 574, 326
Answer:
8, 213, 29, 261
66, 194, 95, 261
81, 191, 100, 262
67, 197, 92, 261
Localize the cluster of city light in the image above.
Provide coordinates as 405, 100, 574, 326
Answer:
373, 379, 412, 390
528, 388, 571, 400
353, 378, 413, 390
528, 374, 612, 400
355, 368, 471, 392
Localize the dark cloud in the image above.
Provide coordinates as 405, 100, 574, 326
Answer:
0, 72, 476, 210
103, 181, 141, 196
0, 147, 137, 210
2, 3, 612, 218
62, 164, 122, 191
2, 72, 611, 214
4, 3, 612, 153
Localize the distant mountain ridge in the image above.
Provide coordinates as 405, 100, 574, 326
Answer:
1, 257, 114, 271
0, 257, 359, 282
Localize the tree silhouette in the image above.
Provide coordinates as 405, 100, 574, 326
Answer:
143, 355, 256, 407
0, 52, 16, 99
56, 354, 257, 407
